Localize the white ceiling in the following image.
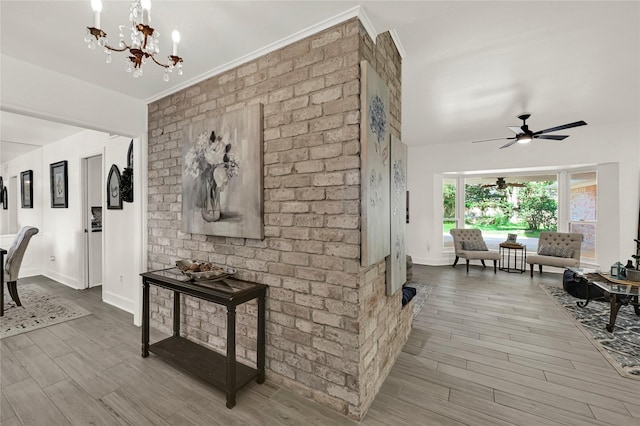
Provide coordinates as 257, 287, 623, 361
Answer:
1, 1, 638, 162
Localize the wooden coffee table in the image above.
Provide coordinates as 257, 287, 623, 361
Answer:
578, 273, 639, 332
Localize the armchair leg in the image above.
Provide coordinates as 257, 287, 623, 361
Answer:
538, 265, 543, 275
480, 260, 486, 268
7, 281, 22, 307
466, 260, 470, 274
452, 256, 459, 267
530, 265, 534, 277
493, 260, 497, 273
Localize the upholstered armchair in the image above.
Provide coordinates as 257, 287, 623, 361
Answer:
527, 231, 583, 277
2, 226, 39, 316
450, 229, 500, 274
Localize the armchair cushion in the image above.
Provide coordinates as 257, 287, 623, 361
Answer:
538, 245, 574, 258
462, 240, 488, 251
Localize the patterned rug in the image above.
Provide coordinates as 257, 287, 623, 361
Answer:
543, 284, 640, 380
1, 284, 91, 339
409, 282, 433, 319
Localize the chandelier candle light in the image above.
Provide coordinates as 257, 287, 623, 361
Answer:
85, 0, 183, 80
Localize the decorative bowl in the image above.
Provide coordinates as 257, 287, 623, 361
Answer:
626, 268, 640, 282
175, 260, 236, 280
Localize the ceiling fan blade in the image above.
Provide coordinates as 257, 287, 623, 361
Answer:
481, 184, 497, 188
509, 183, 526, 187
533, 120, 587, 135
471, 137, 511, 144
507, 126, 524, 135
499, 139, 518, 149
535, 134, 569, 140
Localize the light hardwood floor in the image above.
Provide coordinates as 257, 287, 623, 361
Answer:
1, 267, 639, 425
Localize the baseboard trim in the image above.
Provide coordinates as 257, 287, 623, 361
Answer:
43, 270, 82, 290
102, 290, 134, 315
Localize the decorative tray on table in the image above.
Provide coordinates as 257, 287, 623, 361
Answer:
175, 260, 236, 281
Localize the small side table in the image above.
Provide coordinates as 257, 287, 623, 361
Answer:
499, 243, 526, 273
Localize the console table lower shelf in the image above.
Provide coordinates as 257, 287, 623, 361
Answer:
149, 336, 259, 394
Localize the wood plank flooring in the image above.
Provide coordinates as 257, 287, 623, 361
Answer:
1, 268, 639, 425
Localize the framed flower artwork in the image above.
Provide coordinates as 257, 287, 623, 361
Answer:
50, 160, 68, 208
181, 104, 263, 239
20, 170, 33, 208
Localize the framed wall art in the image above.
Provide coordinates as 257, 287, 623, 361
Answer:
2, 187, 7, 210
360, 60, 391, 266
20, 170, 33, 208
181, 103, 264, 239
121, 139, 134, 203
386, 135, 407, 295
50, 160, 68, 208
107, 164, 123, 210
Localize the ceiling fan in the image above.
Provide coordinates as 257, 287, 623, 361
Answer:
472, 114, 587, 149
481, 177, 525, 190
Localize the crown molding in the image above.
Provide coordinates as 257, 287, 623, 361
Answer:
388, 29, 406, 59
145, 5, 407, 104
356, 6, 378, 44
146, 6, 364, 104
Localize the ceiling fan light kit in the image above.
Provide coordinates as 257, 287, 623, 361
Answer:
472, 113, 587, 149
84, 0, 183, 80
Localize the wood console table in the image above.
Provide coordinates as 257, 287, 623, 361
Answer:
141, 268, 267, 408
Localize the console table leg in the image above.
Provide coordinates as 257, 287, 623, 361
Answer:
173, 291, 181, 337
226, 305, 237, 409
257, 290, 266, 384
142, 281, 150, 357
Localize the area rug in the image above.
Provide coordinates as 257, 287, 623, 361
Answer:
1, 284, 92, 339
408, 282, 433, 319
542, 284, 640, 380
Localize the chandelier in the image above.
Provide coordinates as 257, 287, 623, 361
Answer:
84, 0, 183, 81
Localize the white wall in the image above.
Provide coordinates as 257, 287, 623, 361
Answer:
0, 55, 146, 138
1, 131, 142, 318
407, 121, 640, 270
103, 138, 141, 314
0, 150, 45, 277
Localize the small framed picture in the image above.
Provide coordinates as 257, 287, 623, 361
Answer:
21, 170, 33, 208
2, 186, 7, 210
506, 233, 518, 244
107, 164, 123, 210
50, 160, 68, 208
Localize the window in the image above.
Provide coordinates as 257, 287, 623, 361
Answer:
443, 178, 457, 249
440, 171, 598, 262
569, 171, 597, 260
463, 175, 557, 251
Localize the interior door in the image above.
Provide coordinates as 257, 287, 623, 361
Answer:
83, 155, 103, 288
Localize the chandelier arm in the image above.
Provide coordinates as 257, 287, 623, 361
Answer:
150, 55, 170, 69
104, 44, 130, 53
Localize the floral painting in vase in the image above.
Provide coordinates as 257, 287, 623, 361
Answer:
182, 104, 263, 239
360, 60, 391, 266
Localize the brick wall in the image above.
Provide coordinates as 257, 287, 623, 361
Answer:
146, 18, 411, 420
